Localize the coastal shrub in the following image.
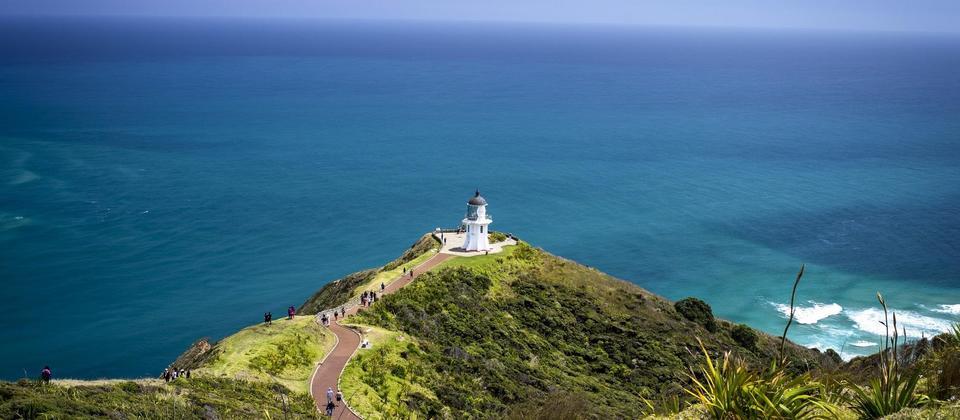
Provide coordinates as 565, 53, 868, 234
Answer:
824, 348, 843, 365
674, 297, 717, 332
731, 324, 759, 350
248, 332, 316, 375
488, 231, 508, 243
511, 242, 540, 262
919, 323, 960, 401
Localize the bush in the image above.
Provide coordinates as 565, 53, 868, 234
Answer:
731, 324, 758, 350
488, 231, 508, 243
674, 298, 716, 332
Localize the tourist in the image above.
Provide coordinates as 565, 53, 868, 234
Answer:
340, 307, 345, 318
333, 311, 338, 321
336, 389, 343, 403
326, 387, 334, 404
288, 305, 296, 320
263, 312, 269, 325
402, 267, 406, 274
380, 282, 385, 292
325, 400, 336, 416
40, 366, 51, 384
186, 369, 191, 379
410, 269, 415, 277
163, 368, 170, 382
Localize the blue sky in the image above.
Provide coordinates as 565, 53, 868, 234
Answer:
1, 0, 959, 34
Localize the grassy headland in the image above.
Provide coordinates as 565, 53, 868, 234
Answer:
339, 242, 830, 418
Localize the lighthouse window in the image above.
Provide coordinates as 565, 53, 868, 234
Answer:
481, 226, 485, 233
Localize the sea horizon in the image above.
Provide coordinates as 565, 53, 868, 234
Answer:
1, 16, 958, 380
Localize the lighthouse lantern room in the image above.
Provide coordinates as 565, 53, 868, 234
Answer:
462, 190, 492, 251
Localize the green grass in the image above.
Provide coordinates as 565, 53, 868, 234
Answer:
354, 247, 438, 297
339, 325, 441, 420
195, 316, 334, 394
299, 234, 440, 315
0, 377, 319, 419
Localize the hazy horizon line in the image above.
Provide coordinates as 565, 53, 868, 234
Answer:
3, 13, 959, 38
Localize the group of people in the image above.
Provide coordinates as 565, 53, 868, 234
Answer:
324, 386, 344, 416
162, 367, 190, 382
262, 305, 297, 326
360, 288, 380, 307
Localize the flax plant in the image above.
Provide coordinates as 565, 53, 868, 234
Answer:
849, 293, 929, 419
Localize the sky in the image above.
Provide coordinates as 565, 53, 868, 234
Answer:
0, 0, 959, 34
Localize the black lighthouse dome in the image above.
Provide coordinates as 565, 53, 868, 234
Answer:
467, 190, 487, 206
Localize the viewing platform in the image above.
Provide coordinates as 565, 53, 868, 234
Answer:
434, 231, 517, 257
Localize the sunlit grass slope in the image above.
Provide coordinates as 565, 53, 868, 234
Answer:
195, 316, 334, 394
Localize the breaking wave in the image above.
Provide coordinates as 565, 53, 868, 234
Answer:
846, 308, 955, 338
931, 304, 960, 315
771, 301, 842, 324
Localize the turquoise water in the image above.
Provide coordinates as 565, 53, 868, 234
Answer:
1, 17, 959, 379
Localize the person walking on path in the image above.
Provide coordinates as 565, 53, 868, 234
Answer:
288, 305, 296, 320
40, 366, 51, 384
326, 387, 334, 404
325, 400, 336, 416
380, 282, 385, 292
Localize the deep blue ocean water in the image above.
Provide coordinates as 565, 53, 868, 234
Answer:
1, 17, 959, 379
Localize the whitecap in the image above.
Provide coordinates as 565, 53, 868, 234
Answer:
931, 304, 960, 315
846, 308, 955, 338
850, 340, 877, 348
771, 301, 842, 324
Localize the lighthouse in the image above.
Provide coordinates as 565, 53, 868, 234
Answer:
462, 190, 492, 251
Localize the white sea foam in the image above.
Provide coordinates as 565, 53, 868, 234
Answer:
846, 308, 955, 338
771, 301, 842, 324
931, 304, 960, 315
850, 340, 877, 348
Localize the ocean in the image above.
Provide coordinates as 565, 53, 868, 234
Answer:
1, 17, 958, 379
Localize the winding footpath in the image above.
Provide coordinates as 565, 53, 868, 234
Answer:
309, 252, 454, 419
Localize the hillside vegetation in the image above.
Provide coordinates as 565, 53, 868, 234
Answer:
299, 234, 439, 315
0, 377, 318, 419
340, 243, 829, 418
192, 316, 334, 394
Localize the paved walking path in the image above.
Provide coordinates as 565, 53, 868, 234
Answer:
309, 252, 454, 419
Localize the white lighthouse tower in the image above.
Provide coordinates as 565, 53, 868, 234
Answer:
462, 190, 492, 251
